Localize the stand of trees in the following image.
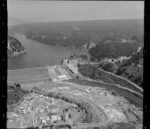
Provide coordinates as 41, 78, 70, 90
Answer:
8, 36, 25, 57
116, 48, 143, 88
7, 83, 29, 105
87, 47, 143, 88
88, 41, 140, 60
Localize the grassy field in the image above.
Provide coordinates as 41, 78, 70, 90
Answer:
8, 67, 49, 84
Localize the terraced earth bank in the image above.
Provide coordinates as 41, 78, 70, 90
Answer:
7, 81, 143, 129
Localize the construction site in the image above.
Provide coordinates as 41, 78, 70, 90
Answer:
7, 60, 143, 129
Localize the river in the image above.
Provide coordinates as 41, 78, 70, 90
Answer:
8, 33, 86, 70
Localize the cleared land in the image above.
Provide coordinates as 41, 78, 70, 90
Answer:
7, 63, 143, 129
8, 67, 49, 84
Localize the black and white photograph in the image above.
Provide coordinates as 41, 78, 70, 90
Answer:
7, 1, 144, 129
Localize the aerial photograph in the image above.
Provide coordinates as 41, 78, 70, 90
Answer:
7, 1, 143, 129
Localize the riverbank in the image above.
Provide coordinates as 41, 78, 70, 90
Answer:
8, 35, 26, 58
8, 33, 87, 70
8, 50, 26, 58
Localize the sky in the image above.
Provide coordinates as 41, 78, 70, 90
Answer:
8, 0, 144, 22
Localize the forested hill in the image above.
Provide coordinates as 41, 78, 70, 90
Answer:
9, 19, 143, 35
116, 47, 143, 88
8, 36, 25, 57
87, 47, 143, 88
9, 19, 143, 48
88, 41, 142, 60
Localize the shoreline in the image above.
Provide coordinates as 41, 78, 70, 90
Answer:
26, 36, 86, 50
7, 63, 143, 96
8, 50, 26, 58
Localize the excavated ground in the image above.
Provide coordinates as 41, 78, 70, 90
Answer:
7, 64, 143, 129
7, 81, 143, 129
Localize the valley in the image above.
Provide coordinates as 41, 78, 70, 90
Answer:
7, 18, 143, 129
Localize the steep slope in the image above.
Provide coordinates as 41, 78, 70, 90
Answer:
116, 47, 143, 88
89, 47, 143, 88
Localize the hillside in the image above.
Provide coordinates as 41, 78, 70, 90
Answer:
88, 41, 141, 60
7, 66, 143, 129
88, 47, 143, 88
116, 47, 143, 88
9, 19, 143, 48
77, 63, 143, 94
8, 83, 29, 106
8, 36, 26, 57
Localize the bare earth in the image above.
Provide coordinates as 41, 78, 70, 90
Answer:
7, 61, 143, 129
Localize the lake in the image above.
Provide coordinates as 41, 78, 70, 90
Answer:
8, 33, 86, 70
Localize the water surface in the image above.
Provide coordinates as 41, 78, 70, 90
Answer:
8, 33, 86, 70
